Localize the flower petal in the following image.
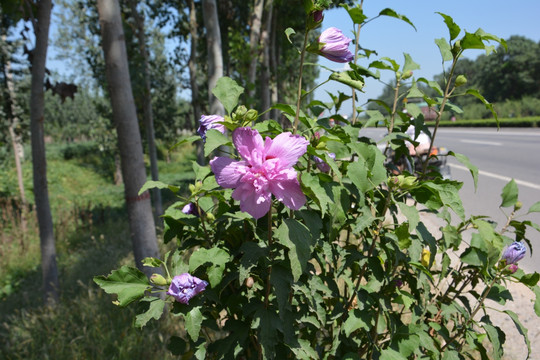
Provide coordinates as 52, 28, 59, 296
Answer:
233, 127, 264, 165
264, 132, 309, 169
210, 157, 248, 188
269, 170, 306, 210
232, 183, 272, 219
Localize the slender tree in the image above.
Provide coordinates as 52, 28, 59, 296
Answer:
247, 0, 265, 100
128, 0, 163, 222
97, 0, 160, 276
28, 0, 60, 305
202, 0, 225, 116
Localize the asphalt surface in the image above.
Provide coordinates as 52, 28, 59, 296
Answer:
359, 127, 540, 273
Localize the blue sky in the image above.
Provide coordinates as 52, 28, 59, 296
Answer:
315, 0, 540, 116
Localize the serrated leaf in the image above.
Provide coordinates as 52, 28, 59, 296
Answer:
204, 129, 231, 157
500, 179, 518, 208
212, 77, 244, 115
379, 8, 416, 31
329, 71, 364, 91
301, 172, 333, 214
93, 266, 151, 307
435, 37, 453, 61
185, 306, 203, 341
189, 247, 231, 287
461, 31, 485, 50
343, 309, 372, 336
275, 219, 313, 281
135, 297, 165, 328
504, 310, 531, 358
437, 12, 460, 40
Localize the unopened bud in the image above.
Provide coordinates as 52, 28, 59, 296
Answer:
455, 74, 467, 87
189, 184, 196, 194
245, 277, 255, 288
234, 105, 248, 120
246, 109, 258, 122
150, 274, 168, 286
402, 71, 413, 80
514, 201, 523, 211
206, 213, 215, 222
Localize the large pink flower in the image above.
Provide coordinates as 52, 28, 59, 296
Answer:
210, 127, 308, 219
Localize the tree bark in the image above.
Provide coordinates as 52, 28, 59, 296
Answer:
247, 0, 265, 101
187, 0, 204, 165
97, 0, 160, 276
129, 1, 163, 223
260, 0, 274, 119
29, 0, 59, 305
202, 0, 225, 116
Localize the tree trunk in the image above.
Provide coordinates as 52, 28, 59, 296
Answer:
269, 10, 279, 121
29, 0, 59, 305
202, 0, 225, 116
129, 1, 163, 223
2, 36, 28, 242
97, 0, 160, 276
260, 0, 273, 119
247, 0, 265, 101
187, 0, 204, 165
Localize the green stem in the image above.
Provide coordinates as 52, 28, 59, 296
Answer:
293, 29, 310, 134
264, 210, 273, 308
351, 0, 364, 124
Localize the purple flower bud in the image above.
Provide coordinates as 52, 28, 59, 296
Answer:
197, 115, 225, 142
394, 279, 403, 288
507, 264, 519, 274
313, 152, 335, 173
167, 273, 208, 304
312, 10, 324, 23
501, 242, 526, 264
318, 27, 354, 63
182, 202, 200, 217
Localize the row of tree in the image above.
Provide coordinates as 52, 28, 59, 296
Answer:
1, 0, 351, 304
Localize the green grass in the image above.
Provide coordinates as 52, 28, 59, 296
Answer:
0, 140, 198, 360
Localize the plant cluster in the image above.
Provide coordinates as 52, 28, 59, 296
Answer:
95, 2, 540, 359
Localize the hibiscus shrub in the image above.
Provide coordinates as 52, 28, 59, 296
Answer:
94, 2, 540, 359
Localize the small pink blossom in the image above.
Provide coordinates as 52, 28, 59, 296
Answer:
210, 127, 308, 219
318, 27, 354, 63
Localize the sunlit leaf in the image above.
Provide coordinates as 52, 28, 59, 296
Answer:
212, 77, 244, 115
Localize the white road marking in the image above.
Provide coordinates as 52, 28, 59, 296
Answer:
438, 129, 540, 137
460, 139, 502, 146
449, 163, 540, 191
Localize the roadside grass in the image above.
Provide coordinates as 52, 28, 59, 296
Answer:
0, 139, 197, 359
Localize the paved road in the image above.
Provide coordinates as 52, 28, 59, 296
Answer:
359, 127, 540, 272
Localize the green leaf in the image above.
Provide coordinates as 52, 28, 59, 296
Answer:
170, 135, 200, 151
519, 272, 540, 287
398, 201, 420, 232
379, 348, 408, 360
527, 201, 540, 214
285, 27, 296, 44
329, 71, 364, 91
167, 335, 186, 355
189, 247, 231, 287
448, 152, 478, 191
460, 247, 487, 267
418, 77, 444, 96
500, 179, 519, 208
204, 129, 231, 157
348, 143, 387, 193
255, 307, 281, 359
504, 310, 531, 358
141, 257, 164, 268
461, 31, 485, 50
343, 309, 372, 336
486, 284, 513, 305
341, 4, 367, 24
185, 306, 203, 341
466, 89, 499, 125
138, 180, 179, 196
93, 266, 151, 307
135, 297, 166, 328
275, 219, 313, 281
379, 8, 416, 31
301, 172, 333, 214
437, 12, 460, 40
533, 285, 540, 317
212, 76, 244, 115
270, 264, 293, 321
402, 53, 420, 74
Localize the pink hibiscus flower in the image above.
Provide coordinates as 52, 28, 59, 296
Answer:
210, 127, 308, 219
